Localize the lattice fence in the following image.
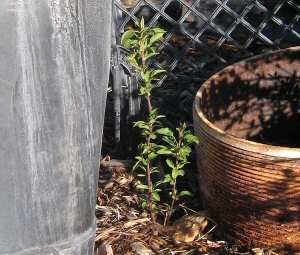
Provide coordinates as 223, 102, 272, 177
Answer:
104, 0, 299, 156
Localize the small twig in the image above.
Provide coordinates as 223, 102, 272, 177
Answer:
184, 249, 197, 255
196, 224, 217, 241
123, 218, 150, 228
101, 157, 132, 168
179, 204, 218, 226
179, 204, 218, 241
159, 247, 169, 253
95, 227, 117, 242
170, 250, 190, 255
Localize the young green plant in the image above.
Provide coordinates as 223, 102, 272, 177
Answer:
122, 18, 166, 223
133, 109, 164, 222
122, 19, 198, 225
156, 123, 199, 225
121, 18, 166, 111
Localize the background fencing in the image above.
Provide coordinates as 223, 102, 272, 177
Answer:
104, 0, 300, 157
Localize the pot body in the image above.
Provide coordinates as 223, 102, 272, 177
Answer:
194, 47, 300, 250
0, 0, 111, 254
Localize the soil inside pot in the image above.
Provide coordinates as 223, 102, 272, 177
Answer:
250, 115, 300, 147
200, 62, 300, 148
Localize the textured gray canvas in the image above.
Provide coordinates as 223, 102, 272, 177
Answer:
0, 0, 111, 254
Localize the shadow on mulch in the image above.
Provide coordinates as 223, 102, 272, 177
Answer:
94, 158, 279, 255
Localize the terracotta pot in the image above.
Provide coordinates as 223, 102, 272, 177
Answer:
193, 47, 300, 250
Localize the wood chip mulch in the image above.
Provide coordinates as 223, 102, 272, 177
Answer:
93, 157, 280, 255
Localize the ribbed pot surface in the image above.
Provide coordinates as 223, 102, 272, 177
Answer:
193, 47, 300, 250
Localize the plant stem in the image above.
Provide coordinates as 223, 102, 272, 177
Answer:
144, 52, 155, 221
166, 129, 183, 224
146, 124, 156, 223
166, 179, 177, 225
147, 95, 152, 113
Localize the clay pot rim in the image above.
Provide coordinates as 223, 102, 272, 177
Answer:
194, 46, 300, 159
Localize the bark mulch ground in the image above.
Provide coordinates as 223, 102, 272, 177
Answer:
94, 157, 279, 255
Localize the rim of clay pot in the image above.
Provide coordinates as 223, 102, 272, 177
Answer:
194, 46, 300, 159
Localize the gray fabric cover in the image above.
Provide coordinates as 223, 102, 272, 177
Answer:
0, 0, 111, 254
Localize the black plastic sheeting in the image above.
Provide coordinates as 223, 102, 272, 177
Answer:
0, 1, 111, 254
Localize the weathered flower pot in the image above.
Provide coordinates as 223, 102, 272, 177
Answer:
193, 47, 300, 250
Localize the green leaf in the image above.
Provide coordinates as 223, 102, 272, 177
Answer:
139, 86, 147, 96
184, 133, 199, 144
149, 32, 165, 46
141, 200, 148, 209
162, 136, 176, 146
177, 170, 185, 177
156, 128, 173, 137
153, 181, 161, 188
136, 184, 149, 190
132, 161, 140, 172
151, 69, 166, 78
156, 114, 165, 120
179, 190, 193, 197
163, 174, 172, 183
154, 180, 163, 187
149, 152, 158, 160
152, 191, 160, 201
133, 121, 148, 129
133, 156, 147, 170
140, 70, 151, 82
157, 145, 167, 150
150, 134, 157, 140
171, 168, 178, 179
121, 30, 137, 48
166, 159, 175, 169
157, 148, 173, 155
152, 27, 166, 34
181, 146, 192, 155
140, 17, 145, 29
144, 52, 158, 61
152, 168, 160, 173
135, 156, 145, 162
128, 54, 139, 69
178, 162, 188, 169
151, 203, 158, 210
